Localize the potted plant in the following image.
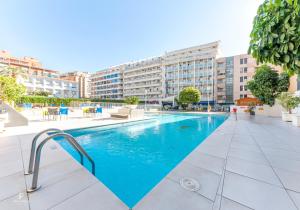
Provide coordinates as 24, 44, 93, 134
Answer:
124, 96, 139, 109
247, 102, 256, 116
277, 92, 300, 122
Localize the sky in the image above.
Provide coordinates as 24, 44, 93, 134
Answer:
0, 0, 263, 72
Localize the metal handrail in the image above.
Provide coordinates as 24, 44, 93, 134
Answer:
27, 133, 95, 193
25, 128, 64, 175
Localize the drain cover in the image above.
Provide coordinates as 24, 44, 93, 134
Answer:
180, 177, 200, 191
180, 125, 190, 129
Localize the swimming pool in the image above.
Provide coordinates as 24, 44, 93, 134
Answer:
56, 113, 227, 208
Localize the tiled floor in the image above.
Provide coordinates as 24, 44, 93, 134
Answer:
0, 114, 300, 210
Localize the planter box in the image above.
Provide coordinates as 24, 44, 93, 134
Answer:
0, 119, 4, 132
282, 112, 293, 122
292, 115, 300, 127
0, 113, 8, 122
125, 105, 138, 109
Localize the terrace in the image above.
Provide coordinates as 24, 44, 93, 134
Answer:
0, 113, 299, 210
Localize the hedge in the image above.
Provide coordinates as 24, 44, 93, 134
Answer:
17, 96, 126, 106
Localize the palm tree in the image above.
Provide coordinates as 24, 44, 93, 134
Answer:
0, 66, 28, 78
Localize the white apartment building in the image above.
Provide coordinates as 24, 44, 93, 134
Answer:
164, 41, 220, 104
123, 57, 164, 103
92, 41, 221, 104
18, 76, 79, 98
90, 66, 124, 99
0, 51, 79, 98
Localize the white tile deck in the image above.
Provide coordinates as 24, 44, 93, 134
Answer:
0, 113, 299, 210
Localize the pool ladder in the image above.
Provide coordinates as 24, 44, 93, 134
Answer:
25, 128, 95, 193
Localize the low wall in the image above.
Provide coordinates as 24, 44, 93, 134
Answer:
3, 103, 28, 127
230, 104, 283, 117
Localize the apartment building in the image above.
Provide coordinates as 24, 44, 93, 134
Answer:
90, 66, 124, 99
123, 57, 164, 102
0, 50, 79, 98
164, 41, 220, 104
216, 54, 300, 104
215, 57, 234, 104
60, 71, 91, 98
91, 41, 299, 105
92, 41, 221, 104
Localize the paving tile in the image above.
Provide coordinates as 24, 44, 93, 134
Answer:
226, 156, 282, 186
184, 151, 225, 175
28, 169, 98, 210
212, 194, 221, 210
50, 182, 127, 210
22, 143, 72, 171
0, 148, 22, 165
223, 171, 297, 210
267, 156, 300, 174
0, 172, 26, 201
273, 168, 300, 192
168, 162, 221, 201
287, 190, 300, 209
0, 159, 24, 178
231, 135, 256, 145
261, 147, 300, 161
25, 158, 83, 189
230, 142, 261, 153
134, 178, 213, 210
220, 197, 253, 210
228, 148, 269, 166
0, 193, 29, 210
197, 144, 228, 159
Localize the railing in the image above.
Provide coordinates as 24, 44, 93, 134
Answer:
26, 130, 95, 193
25, 128, 63, 175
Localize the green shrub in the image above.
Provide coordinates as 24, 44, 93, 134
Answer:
124, 96, 139, 105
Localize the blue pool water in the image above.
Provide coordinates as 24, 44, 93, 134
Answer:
56, 113, 227, 207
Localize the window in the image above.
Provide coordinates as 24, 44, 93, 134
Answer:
244, 94, 247, 98
244, 67, 248, 73
240, 68, 244, 73
240, 77, 243, 82
240, 94, 244, 99
240, 86, 243, 91
244, 76, 247, 80
244, 85, 247, 91
240, 59, 243, 64
244, 58, 248, 64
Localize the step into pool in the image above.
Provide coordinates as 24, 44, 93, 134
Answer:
55, 113, 227, 208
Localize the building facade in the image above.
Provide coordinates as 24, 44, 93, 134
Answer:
90, 66, 124, 99
60, 71, 91, 98
164, 41, 220, 104
123, 57, 164, 103
0, 50, 79, 98
91, 41, 221, 104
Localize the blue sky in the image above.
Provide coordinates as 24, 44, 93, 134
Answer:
0, 0, 263, 72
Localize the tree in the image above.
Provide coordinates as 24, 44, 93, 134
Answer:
179, 87, 201, 108
0, 66, 28, 78
124, 96, 139, 105
247, 65, 289, 106
0, 76, 26, 103
277, 92, 300, 113
248, 0, 300, 75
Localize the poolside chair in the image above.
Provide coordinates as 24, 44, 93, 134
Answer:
110, 108, 131, 119
95, 106, 102, 118
59, 107, 69, 120
48, 107, 59, 120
